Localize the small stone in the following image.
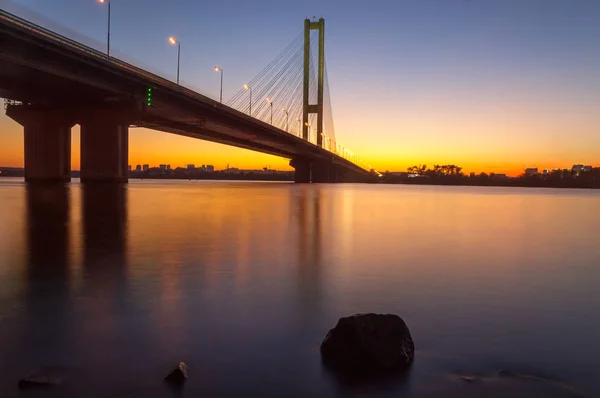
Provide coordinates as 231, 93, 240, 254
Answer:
458, 375, 480, 383
165, 362, 188, 384
497, 369, 518, 378
19, 367, 66, 389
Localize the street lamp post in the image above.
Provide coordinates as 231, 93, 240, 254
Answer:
99, 0, 110, 57
169, 37, 181, 84
243, 84, 252, 116
214, 66, 223, 103
282, 109, 289, 132
266, 98, 273, 125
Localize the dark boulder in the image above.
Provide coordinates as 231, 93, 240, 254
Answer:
321, 313, 414, 371
165, 362, 188, 385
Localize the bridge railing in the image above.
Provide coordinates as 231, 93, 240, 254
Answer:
0, 9, 214, 102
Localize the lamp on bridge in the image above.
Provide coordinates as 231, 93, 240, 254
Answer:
281, 109, 289, 132
243, 84, 252, 117
266, 98, 273, 125
214, 66, 224, 103
98, 0, 110, 58
168, 36, 181, 85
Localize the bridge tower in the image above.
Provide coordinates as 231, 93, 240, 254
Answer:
302, 18, 325, 148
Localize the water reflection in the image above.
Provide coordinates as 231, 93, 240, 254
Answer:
0, 182, 598, 397
296, 186, 322, 266
82, 183, 127, 269
78, 184, 129, 368
25, 184, 71, 363
26, 184, 70, 280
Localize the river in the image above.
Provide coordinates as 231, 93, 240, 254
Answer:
0, 179, 599, 397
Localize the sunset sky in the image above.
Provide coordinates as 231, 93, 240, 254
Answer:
1, 0, 599, 175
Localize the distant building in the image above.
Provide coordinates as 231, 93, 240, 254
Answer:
572, 164, 585, 174
166, 164, 171, 171
187, 164, 195, 169
583, 166, 593, 172
135, 165, 142, 172
128, 165, 132, 172
492, 173, 508, 179
159, 164, 167, 170
525, 168, 538, 176
143, 164, 149, 172
542, 169, 549, 175
206, 165, 214, 172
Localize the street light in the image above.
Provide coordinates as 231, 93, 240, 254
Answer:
266, 97, 273, 125
168, 36, 181, 84
214, 66, 223, 103
243, 84, 252, 117
305, 122, 311, 141
281, 108, 289, 132
99, 0, 110, 57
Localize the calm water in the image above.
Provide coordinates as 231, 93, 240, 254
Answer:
0, 179, 599, 397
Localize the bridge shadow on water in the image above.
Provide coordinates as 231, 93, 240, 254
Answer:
19, 183, 129, 396
24, 184, 72, 367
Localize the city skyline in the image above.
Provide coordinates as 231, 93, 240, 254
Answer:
1, 0, 600, 176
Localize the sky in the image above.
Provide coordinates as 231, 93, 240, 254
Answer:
1, 0, 599, 175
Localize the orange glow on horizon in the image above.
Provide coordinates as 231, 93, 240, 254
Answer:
0, 109, 598, 176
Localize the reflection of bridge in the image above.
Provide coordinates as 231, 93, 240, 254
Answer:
0, 9, 374, 183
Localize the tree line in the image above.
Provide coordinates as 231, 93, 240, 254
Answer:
376, 164, 600, 189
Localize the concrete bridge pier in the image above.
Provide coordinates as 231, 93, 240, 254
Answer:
6, 105, 74, 183
312, 161, 337, 183
80, 110, 131, 184
290, 158, 312, 183
7, 103, 139, 184
291, 158, 343, 183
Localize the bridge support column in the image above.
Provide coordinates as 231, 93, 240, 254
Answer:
6, 105, 74, 183
290, 158, 312, 183
312, 161, 337, 183
80, 109, 132, 183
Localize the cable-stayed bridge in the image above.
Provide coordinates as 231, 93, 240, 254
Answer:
0, 7, 375, 183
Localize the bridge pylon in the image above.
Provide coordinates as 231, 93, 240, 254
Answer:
302, 18, 325, 148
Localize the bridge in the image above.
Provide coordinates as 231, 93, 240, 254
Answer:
0, 6, 375, 183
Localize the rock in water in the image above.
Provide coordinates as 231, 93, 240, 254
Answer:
19, 366, 66, 389
320, 313, 414, 370
165, 362, 188, 384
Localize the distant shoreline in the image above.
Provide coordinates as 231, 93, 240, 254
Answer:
1, 174, 599, 189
